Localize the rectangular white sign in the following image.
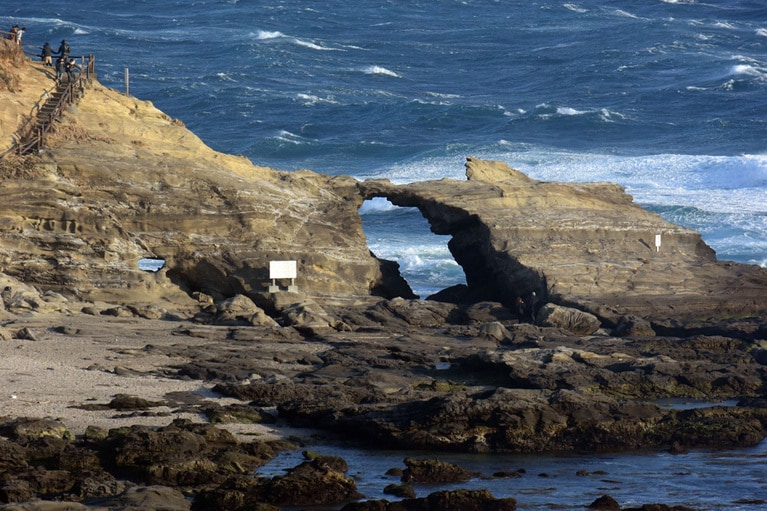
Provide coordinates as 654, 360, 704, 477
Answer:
269, 260, 297, 279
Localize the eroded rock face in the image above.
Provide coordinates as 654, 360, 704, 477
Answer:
1, 80, 412, 309
3, 67, 766, 326
358, 157, 767, 324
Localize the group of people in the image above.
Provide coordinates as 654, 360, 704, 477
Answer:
6, 24, 81, 83
6, 24, 26, 46
42, 39, 80, 83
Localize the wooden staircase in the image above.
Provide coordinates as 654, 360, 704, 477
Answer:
11, 56, 96, 157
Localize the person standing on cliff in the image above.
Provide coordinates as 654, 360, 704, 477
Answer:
514, 296, 527, 320
65, 58, 80, 82
16, 27, 26, 47
54, 40, 70, 83
56, 39, 70, 59
526, 291, 539, 323
41, 42, 53, 66
7, 25, 19, 43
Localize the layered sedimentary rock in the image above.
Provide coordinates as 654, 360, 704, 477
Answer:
2, 55, 766, 322
359, 158, 767, 323
1, 78, 408, 307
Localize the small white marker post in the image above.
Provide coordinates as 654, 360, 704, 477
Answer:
655, 234, 662, 252
269, 260, 298, 293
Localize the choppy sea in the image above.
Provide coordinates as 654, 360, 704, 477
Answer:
4, 2, 767, 508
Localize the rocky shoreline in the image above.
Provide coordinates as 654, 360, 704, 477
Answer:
1, 289, 766, 510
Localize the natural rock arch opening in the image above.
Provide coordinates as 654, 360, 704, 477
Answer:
359, 198, 466, 299
138, 257, 165, 273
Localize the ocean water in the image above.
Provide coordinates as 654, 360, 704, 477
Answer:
3, 3, 767, 507
5, 0, 766, 297
257, 437, 767, 511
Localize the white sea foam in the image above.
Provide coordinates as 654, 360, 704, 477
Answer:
275, 130, 310, 145
425, 91, 461, 99
256, 30, 285, 40
714, 22, 737, 30
730, 64, 765, 77
359, 197, 399, 214
757, 28, 767, 38
292, 38, 338, 51
613, 9, 641, 20
296, 93, 338, 106
563, 4, 587, 14
362, 66, 402, 78
216, 72, 236, 82
556, 106, 587, 116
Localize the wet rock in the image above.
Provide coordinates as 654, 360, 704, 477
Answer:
193, 455, 362, 509
624, 506, 698, 511
341, 489, 516, 511
8, 467, 76, 497
401, 458, 478, 483
751, 347, 767, 366
589, 494, 621, 510
383, 483, 415, 498
202, 403, 277, 425
103, 419, 275, 487
425, 489, 516, 511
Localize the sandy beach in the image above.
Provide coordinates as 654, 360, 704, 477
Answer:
0, 313, 285, 439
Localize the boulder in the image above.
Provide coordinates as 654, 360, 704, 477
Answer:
0, 419, 73, 443
589, 494, 621, 510
214, 295, 279, 327
401, 458, 478, 484
103, 485, 191, 511
192, 455, 362, 509
613, 315, 656, 337
340, 489, 517, 511
535, 304, 601, 335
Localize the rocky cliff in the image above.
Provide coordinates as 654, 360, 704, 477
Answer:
359, 158, 767, 323
1, 54, 406, 309
2, 53, 766, 324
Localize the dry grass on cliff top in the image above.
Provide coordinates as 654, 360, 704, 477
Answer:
0, 49, 280, 183
0, 39, 57, 154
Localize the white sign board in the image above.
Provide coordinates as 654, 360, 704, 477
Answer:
270, 260, 297, 280
655, 234, 662, 252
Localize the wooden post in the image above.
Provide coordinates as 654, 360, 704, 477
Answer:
125, 67, 129, 96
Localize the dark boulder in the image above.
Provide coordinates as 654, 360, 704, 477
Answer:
589, 494, 621, 510
401, 458, 478, 484
192, 455, 362, 509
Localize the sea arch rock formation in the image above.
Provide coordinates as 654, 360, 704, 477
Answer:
2, 63, 766, 324
358, 157, 767, 324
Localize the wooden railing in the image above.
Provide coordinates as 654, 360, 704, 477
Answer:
13, 55, 96, 156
